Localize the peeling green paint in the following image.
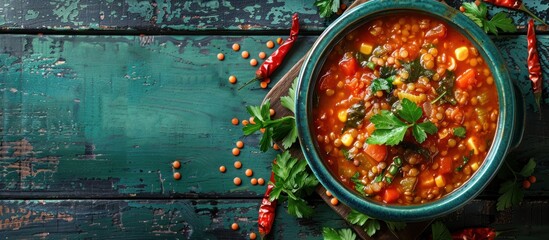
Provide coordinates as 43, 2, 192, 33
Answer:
24, 10, 39, 20
51, 0, 83, 23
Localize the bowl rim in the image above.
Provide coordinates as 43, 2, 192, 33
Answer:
296, 0, 516, 221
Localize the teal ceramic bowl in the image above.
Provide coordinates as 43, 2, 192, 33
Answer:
296, 0, 522, 221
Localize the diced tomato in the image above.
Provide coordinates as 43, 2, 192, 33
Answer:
364, 143, 388, 162
439, 156, 453, 174
382, 188, 400, 204
419, 170, 435, 188
339, 53, 358, 76
456, 68, 477, 89
425, 24, 447, 40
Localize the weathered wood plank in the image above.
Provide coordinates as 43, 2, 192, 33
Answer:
1, 35, 548, 199
0, 199, 546, 239
0, 0, 547, 33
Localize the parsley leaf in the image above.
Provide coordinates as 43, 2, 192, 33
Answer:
431, 221, 452, 240
347, 210, 381, 237
315, 0, 341, 18
496, 180, 523, 211
270, 151, 319, 218
351, 172, 367, 196
371, 78, 393, 93
243, 78, 299, 150
322, 227, 356, 240
386, 221, 407, 232
380, 66, 397, 78
461, 2, 516, 35
367, 98, 437, 145
345, 101, 366, 129
280, 77, 297, 114
402, 58, 434, 82
519, 158, 536, 177
453, 126, 466, 138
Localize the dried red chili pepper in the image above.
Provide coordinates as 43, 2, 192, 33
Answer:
483, 0, 548, 25
258, 172, 277, 238
527, 19, 543, 111
240, 13, 300, 89
451, 227, 498, 240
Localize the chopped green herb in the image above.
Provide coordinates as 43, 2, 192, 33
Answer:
342, 148, 352, 161
351, 172, 367, 196
371, 78, 393, 93
380, 66, 397, 78
455, 150, 473, 172
453, 126, 466, 138
366, 61, 376, 70
402, 58, 434, 82
432, 71, 457, 105
345, 101, 366, 129
367, 98, 437, 146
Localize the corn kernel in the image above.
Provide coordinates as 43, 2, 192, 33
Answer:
360, 43, 373, 55
435, 175, 446, 187
341, 133, 354, 147
455, 46, 469, 61
466, 136, 480, 155
338, 110, 347, 123
470, 162, 479, 171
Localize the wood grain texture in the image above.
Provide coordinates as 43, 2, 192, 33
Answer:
0, 0, 547, 33
0, 199, 546, 239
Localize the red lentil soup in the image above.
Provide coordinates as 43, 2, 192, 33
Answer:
313, 13, 498, 205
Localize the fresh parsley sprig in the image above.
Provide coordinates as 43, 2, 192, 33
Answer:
315, 0, 341, 18
347, 210, 381, 237
270, 151, 319, 218
322, 227, 356, 240
431, 221, 452, 240
367, 98, 437, 146
496, 158, 536, 211
242, 78, 299, 151
461, 2, 516, 35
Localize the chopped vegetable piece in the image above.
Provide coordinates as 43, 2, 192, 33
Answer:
382, 188, 400, 203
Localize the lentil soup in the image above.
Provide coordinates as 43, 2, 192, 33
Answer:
312, 13, 499, 205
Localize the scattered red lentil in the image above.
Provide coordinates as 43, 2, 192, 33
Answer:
219, 165, 226, 173
172, 160, 181, 169
173, 172, 181, 180
245, 169, 253, 177
266, 40, 275, 49
232, 148, 240, 156
250, 58, 258, 66
242, 120, 249, 126
231, 117, 239, 125
260, 81, 268, 89
459, 6, 465, 12
236, 140, 244, 149
249, 117, 256, 125
251, 178, 258, 185
523, 180, 531, 189
232, 43, 240, 51
269, 108, 275, 116
264, 77, 271, 84
273, 143, 279, 150
326, 190, 332, 197
241, 51, 250, 59
529, 175, 537, 183
234, 160, 242, 169
260, 128, 266, 133
217, 53, 225, 61
249, 232, 257, 240
340, 3, 347, 10
276, 37, 283, 45
330, 197, 339, 206
234, 177, 242, 186
229, 75, 237, 84
231, 222, 239, 230
258, 178, 265, 185
258, 52, 266, 59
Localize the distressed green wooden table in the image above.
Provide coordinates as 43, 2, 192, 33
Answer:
0, 1, 548, 239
